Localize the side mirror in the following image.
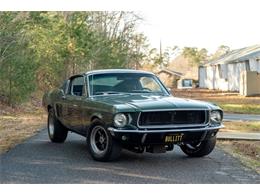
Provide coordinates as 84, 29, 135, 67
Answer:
167, 88, 173, 95
60, 89, 66, 99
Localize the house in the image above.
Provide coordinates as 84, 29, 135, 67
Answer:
157, 68, 183, 88
199, 45, 260, 96
167, 54, 199, 89
168, 54, 198, 80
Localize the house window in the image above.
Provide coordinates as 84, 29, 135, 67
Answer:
245, 60, 250, 71
205, 67, 207, 78
182, 79, 192, 87
257, 59, 260, 72
218, 64, 223, 78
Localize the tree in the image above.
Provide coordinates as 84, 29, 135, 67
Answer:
27, 11, 147, 74
84, 11, 147, 70
210, 45, 230, 60
0, 12, 37, 106
182, 47, 208, 66
24, 11, 148, 87
144, 46, 179, 68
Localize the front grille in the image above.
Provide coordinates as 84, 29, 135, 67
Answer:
138, 110, 208, 127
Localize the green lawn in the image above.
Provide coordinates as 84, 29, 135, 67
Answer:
218, 103, 260, 114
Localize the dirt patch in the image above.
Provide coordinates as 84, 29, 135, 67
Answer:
0, 97, 47, 154
223, 121, 260, 133
218, 141, 260, 174
0, 113, 47, 153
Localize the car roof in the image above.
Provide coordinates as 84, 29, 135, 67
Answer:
84, 69, 155, 76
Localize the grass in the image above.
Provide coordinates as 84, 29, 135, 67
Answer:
174, 88, 260, 114
218, 141, 260, 174
223, 121, 260, 133
0, 114, 46, 154
0, 114, 46, 153
218, 103, 260, 114
0, 98, 47, 154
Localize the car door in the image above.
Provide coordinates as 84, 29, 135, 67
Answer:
80, 76, 95, 133
65, 76, 86, 133
55, 79, 71, 128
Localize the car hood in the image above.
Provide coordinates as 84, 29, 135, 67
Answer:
92, 94, 219, 112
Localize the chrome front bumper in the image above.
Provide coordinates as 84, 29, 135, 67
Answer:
107, 124, 224, 133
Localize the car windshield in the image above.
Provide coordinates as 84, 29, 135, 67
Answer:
88, 73, 169, 96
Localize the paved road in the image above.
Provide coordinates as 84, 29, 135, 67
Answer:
224, 113, 260, 121
1, 129, 259, 184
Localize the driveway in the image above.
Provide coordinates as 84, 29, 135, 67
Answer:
224, 113, 260, 121
0, 129, 259, 184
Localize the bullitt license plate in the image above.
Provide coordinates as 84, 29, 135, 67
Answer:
165, 133, 184, 143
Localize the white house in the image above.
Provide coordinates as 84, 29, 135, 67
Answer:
199, 45, 260, 95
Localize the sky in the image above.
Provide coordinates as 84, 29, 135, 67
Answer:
137, 0, 260, 53
1, 0, 260, 54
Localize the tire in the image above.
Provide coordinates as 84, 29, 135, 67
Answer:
48, 108, 68, 143
180, 136, 216, 157
87, 119, 121, 162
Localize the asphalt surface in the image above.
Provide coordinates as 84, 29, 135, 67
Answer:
224, 113, 260, 121
1, 129, 260, 184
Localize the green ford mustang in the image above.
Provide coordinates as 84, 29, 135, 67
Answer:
42, 69, 224, 161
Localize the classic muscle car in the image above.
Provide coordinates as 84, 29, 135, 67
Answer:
43, 69, 224, 161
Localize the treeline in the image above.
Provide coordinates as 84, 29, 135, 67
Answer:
182, 45, 231, 67
0, 12, 151, 106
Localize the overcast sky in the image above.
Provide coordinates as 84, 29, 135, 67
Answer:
137, 0, 260, 53
1, 0, 260, 54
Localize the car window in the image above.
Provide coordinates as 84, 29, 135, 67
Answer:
70, 76, 85, 96
61, 80, 70, 94
60, 80, 67, 92
139, 77, 161, 92
90, 76, 122, 87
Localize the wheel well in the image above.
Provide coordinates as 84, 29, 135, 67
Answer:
87, 116, 104, 138
47, 105, 52, 111
91, 116, 100, 122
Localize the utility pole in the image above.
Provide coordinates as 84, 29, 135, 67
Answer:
159, 40, 163, 69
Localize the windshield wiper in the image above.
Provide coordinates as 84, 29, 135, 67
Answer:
130, 90, 168, 96
131, 90, 152, 93
94, 91, 122, 95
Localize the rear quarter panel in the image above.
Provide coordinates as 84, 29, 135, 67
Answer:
42, 89, 61, 111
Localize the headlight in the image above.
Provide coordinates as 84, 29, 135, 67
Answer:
210, 110, 222, 123
114, 113, 127, 127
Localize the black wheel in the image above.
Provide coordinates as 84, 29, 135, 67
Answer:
180, 136, 216, 157
87, 119, 121, 162
48, 108, 68, 143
